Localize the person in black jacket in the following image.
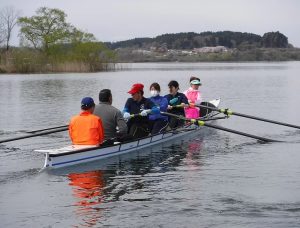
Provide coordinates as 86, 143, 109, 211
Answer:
123, 83, 159, 139
164, 80, 189, 128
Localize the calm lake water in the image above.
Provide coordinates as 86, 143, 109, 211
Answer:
1, 62, 300, 227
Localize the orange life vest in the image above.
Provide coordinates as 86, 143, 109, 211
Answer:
69, 111, 104, 145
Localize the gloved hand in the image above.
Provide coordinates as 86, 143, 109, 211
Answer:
151, 106, 160, 114
169, 97, 178, 105
140, 110, 149, 116
123, 112, 131, 119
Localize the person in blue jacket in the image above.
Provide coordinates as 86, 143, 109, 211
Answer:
164, 80, 189, 128
148, 82, 169, 134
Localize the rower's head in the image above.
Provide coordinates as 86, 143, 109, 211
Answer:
99, 89, 112, 105
81, 97, 95, 113
168, 80, 179, 95
128, 83, 144, 101
150, 82, 161, 97
189, 76, 201, 90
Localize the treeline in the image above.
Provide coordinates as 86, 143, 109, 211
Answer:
106, 31, 290, 50
0, 7, 116, 73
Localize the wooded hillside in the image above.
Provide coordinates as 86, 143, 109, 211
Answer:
106, 31, 290, 50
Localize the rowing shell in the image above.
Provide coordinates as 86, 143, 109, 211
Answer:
36, 99, 220, 169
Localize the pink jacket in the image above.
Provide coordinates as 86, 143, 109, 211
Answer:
184, 88, 202, 118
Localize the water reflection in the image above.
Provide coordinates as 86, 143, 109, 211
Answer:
184, 140, 204, 168
68, 170, 105, 227
62, 136, 205, 226
68, 170, 105, 206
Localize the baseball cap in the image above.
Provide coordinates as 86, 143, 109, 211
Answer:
128, 83, 144, 94
81, 97, 95, 109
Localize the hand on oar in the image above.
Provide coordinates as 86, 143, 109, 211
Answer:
168, 103, 188, 110
124, 107, 160, 120
194, 104, 300, 130
160, 111, 280, 143
123, 109, 151, 120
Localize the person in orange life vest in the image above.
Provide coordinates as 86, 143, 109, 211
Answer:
69, 97, 104, 145
184, 76, 202, 119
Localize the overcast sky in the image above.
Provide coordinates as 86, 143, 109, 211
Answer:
1, 0, 300, 47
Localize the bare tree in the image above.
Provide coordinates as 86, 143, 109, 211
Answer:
0, 6, 20, 51
0, 19, 5, 45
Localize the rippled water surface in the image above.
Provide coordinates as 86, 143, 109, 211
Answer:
1, 62, 300, 227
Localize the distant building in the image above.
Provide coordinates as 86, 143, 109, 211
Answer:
132, 49, 152, 55
193, 46, 228, 53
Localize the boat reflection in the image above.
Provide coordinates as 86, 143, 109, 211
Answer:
52, 134, 206, 227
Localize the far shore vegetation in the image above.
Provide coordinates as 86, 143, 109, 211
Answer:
0, 7, 116, 73
0, 6, 300, 74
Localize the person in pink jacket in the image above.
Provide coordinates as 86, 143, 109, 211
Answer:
184, 76, 202, 119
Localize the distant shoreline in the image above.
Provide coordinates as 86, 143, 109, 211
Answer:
1, 47, 300, 74
116, 47, 300, 63
0, 60, 299, 76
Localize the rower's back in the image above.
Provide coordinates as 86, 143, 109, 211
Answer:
93, 89, 127, 140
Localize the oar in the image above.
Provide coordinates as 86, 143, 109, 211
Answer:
195, 104, 300, 130
125, 110, 152, 119
160, 111, 279, 143
26, 125, 68, 133
196, 121, 279, 143
0, 127, 68, 144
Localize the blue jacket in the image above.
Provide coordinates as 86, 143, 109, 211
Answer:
149, 95, 168, 121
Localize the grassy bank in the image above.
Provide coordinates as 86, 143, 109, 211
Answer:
0, 46, 116, 73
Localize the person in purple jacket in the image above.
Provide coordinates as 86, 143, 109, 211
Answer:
148, 82, 169, 134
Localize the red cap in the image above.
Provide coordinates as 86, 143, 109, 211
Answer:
128, 83, 144, 94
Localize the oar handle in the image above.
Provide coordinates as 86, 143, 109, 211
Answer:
170, 104, 187, 108
128, 109, 152, 119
